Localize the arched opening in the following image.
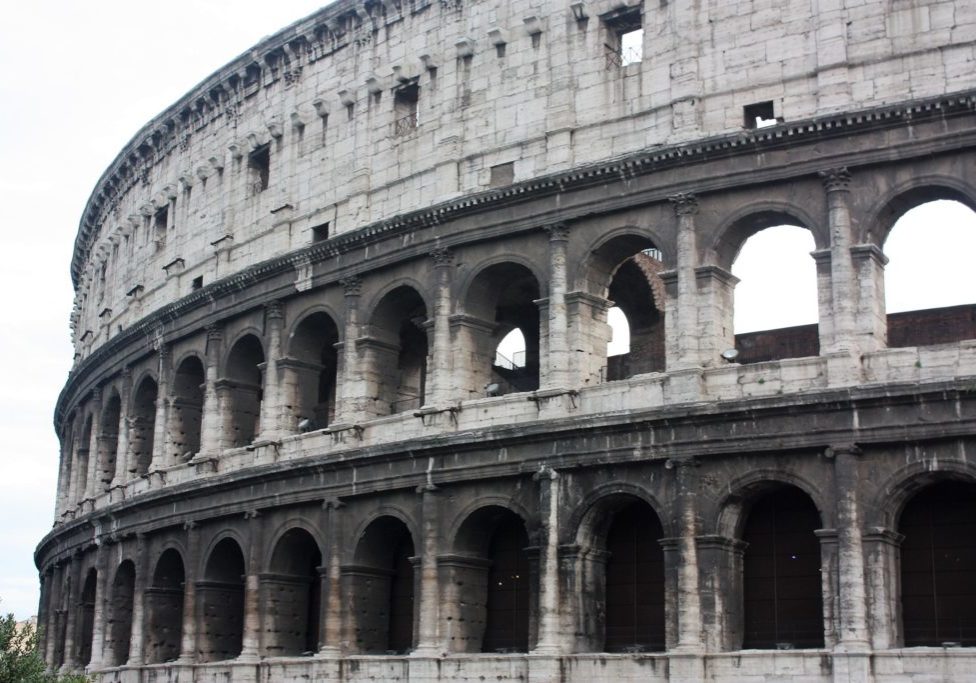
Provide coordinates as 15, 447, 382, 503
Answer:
899, 480, 976, 646
581, 235, 665, 383
129, 377, 157, 476
198, 538, 246, 662
145, 549, 185, 664
606, 252, 666, 380
107, 560, 136, 666
285, 312, 340, 431
740, 485, 824, 649
731, 224, 820, 363
98, 390, 122, 488
170, 356, 204, 462
265, 528, 322, 657
76, 568, 97, 666
347, 517, 415, 654
883, 199, 976, 348
75, 416, 93, 501
223, 335, 265, 447
572, 494, 665, 653
452, 506, 531, 653
604, 500, 665, 652
365, 286, 428, 414
463, 263, 540, 397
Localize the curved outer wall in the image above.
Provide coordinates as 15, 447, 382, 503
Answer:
37, 0, 976, 681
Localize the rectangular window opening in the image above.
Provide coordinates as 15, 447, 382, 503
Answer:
603, 8, 643, 68
154, 206, 168, 244
744, 101, 778, 129
312, 222, 330, 242
191, 276, 204, 291
489, 162, 515, 188
394, 82, 420, 136
248, 144, 271, 194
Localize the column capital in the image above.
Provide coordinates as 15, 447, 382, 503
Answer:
532, 464, 559, 481
819, 167, 851, 192
264, 299, 285, 322
205, 322, 223, 343
666, 455, 701, 470
430, 247, 454, 267
91, 386, 103, 404
669, 193, 699, 216
544, 222, 570, 241
340, 275, 363, 297
824, 443, 861, 459
321, 497, 345, 510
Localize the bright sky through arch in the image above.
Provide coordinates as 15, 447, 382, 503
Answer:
731, 225, 819, 334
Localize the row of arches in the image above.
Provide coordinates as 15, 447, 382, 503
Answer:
58, 196, 976, 510
51, 477, 976, 670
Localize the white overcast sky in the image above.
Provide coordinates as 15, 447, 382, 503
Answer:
0, 2, 974, 621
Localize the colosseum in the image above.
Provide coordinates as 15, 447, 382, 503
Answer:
34, 0, 976, 681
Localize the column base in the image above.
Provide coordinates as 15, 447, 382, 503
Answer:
832, 649, 874, 683
668, 650, 705, 683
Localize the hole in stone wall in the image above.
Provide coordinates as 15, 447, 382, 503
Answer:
248, 144, 270, 194
489, 162, 515, 188
311, 222, 330, 243
744, 101, 777, 129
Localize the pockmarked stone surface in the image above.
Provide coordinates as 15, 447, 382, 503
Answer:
36, 0, 976, 680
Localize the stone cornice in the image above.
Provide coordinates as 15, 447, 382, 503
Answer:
56, 91, 976, 427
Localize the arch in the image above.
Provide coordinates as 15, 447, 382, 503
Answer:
347, 515, 416, 654
709, 203, 825, 271
451, 505, 532, 653
715, 469, 829, 539
898, 479, 976, 646
145, 548, 185, 664
284, 310, 340, 431
197, 537, 246, 662
170, 355, 205, 462
221, 334, 265, 447
107, 560, 136, 666
363, 277, 433, 319
740, 484, 824, 649
571, 491, 666, 653
265, 527, 322, 656
568, 482, 670, 545
458, 261, 541, 397
730, 222, 820, 360
865, 176, 976, 246
76, 568, 97, 666
363, 285, 429, 415
456, 253, 547, 307
577, 228, 667, 297
129, 375, 158, 476
97, 389, 122, 489
882, 198, 976, 347
870, 460, 976, 531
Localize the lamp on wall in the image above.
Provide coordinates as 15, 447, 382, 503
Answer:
721, 348, 740, 362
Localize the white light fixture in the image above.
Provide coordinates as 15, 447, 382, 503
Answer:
721, 348, 740, 362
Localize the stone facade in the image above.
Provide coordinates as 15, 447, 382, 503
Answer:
36, 0, 976, 681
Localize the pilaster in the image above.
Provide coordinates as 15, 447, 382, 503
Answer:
336, 277, 362, 424
532, 466, 564, 654
150, 345, 172, 470
197, 324, 223, 457
669, 193, 700, 370
318, 498, 345, 655
177, 521, 199, 663
238, 509, 263, 660
127, 533, 149, 665
424, 249, 454, 407
259, 301, 285, 440
413, 485, 443, 655
544, 224, 571, 389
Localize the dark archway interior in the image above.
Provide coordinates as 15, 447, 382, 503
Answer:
98, 393, 122, 489
350, 517, 415, 654
146, 549, 185, 664
77, 569, 97, 666
224, 336, 265, 447
899, 480, 976, 646
288, 313, 340, 430
604, 500, 665, 652
369, 287, 428, 414
130, 377, 157, 476
108, 561, 136, 666
482, 514, 530, 653
198, 538, 246, 662
267, 528, 322, 656
171, 357, 204, 460
741, 486, 824, 649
